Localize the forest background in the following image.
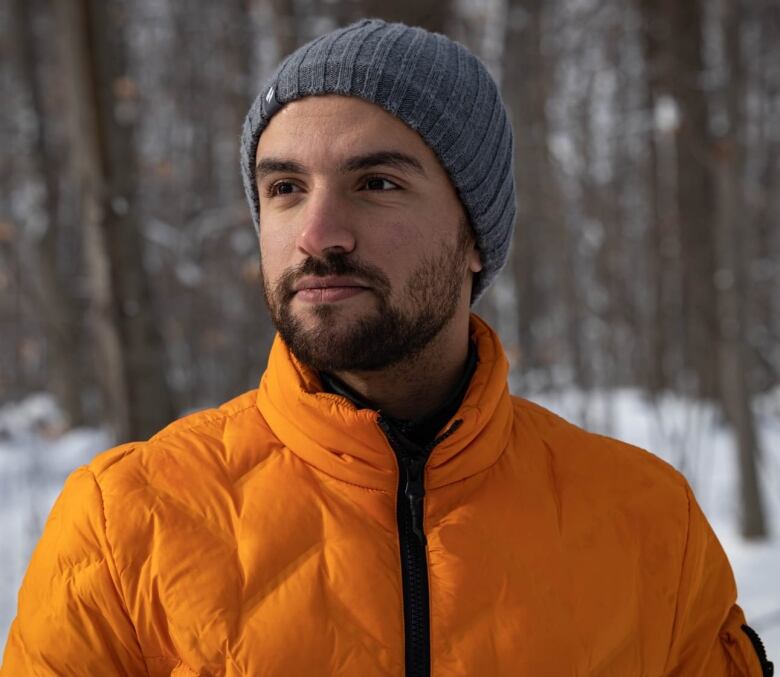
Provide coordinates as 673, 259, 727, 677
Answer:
1, 0, 779, 651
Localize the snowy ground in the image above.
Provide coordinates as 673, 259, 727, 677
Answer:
1, 390, 778, 662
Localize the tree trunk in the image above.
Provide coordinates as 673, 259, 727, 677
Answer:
505, 0, 544, 376
713, 0, 767, 539
10, 0, 85, 426
669, 0, 720, 400
326, 0, 453, 33
55, 0, 174, 441
504, 0, 580, 385
270, 0, 301, 57
639, 0, 675, 394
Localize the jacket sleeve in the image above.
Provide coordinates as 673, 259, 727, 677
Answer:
664, 483, 770, 676
1, 466, 147, 676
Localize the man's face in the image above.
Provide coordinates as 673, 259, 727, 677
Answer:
256, 95, 482, 372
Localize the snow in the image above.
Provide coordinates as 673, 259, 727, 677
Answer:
1, 391, 778, 663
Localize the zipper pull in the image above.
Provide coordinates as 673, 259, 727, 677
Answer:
402, 456, 427, 545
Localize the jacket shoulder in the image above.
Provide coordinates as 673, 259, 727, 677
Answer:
151, 389, 261, 445
88, 389, 276, 488
509, 394, 689, 501
80, 390, 281, 597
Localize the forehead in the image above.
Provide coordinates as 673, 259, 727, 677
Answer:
255, 95, 437, 168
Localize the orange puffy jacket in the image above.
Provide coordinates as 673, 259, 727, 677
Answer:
1, 316, 769, 676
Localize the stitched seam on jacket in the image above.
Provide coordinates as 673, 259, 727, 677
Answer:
88, 467, 151, 677
294, 455, 391, 494
149, 402, 258, 444
541, 439, 563, 533
91, 403, 261, 481
90, 445, 140, 478
142, 481, 240, 549
430, 438, 510, 489
510, 396, 560, 423
513, 396, 686, 485
661, 481, 693, 674
254, 395, 397, 493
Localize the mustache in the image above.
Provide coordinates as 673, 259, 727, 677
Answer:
277, 253, 392, 302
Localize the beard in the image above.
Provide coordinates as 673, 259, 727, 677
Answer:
261, 220, 473, 372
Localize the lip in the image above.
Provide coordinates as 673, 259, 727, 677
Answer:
294, 276, 368, 291
293, 276, 370, 303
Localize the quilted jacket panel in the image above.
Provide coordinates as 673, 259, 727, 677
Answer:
1, 316, 765, 676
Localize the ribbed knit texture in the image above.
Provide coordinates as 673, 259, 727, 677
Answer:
240, 19, 515, 301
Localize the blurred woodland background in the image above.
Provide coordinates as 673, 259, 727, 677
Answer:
0, 0, 778, 539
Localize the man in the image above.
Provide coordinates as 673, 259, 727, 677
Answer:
1, 19, 773, 677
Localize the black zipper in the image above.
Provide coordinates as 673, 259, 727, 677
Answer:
378, 417, 463, 677
741, 624, 774, 676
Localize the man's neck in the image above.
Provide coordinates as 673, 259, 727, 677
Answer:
327, 316, 471, 421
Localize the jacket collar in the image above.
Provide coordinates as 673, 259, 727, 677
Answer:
318, 340, 477, 448
255, 314, 513, 492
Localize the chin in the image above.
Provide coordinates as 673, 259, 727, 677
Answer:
295, 295, 375, 321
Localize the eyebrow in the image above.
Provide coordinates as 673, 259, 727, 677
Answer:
254, 159, 306, 181
341, 151, 426, 176
254, 150, 426, 180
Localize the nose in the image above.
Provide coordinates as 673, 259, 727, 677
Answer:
295, 188, 356, 258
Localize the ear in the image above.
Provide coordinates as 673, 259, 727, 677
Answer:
468, 245, 483, 274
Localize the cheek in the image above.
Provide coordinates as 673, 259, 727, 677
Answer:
260, 220, 294, 252
381, 222, 417, 251
259, 228, 293, 284
362, 220, 421, 278
375, 207, 436, 248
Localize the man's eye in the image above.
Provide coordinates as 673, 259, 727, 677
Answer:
268, 181, 299, 197
364, 177, 398, 191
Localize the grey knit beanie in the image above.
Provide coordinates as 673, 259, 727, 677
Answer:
241, 18, 515, 301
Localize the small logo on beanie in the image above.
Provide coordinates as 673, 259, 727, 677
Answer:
262, 84, 283, 119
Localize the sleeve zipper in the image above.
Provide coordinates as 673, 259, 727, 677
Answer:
741, 624, 774, 676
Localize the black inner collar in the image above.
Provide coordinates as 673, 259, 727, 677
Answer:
319, 341, 477, 448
